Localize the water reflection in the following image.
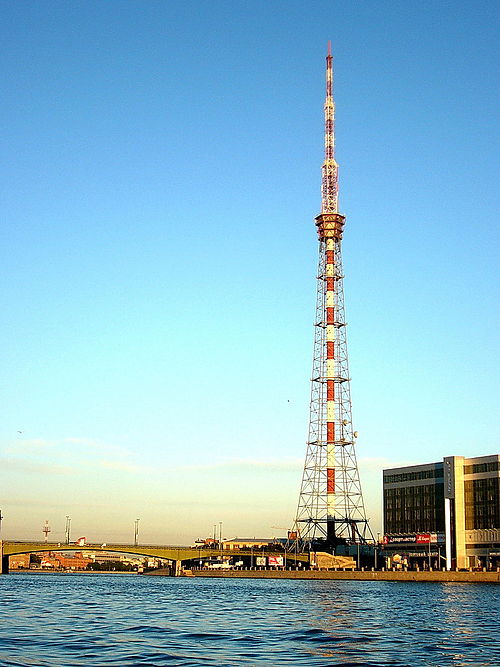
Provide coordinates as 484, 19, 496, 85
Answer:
287, 580, 499, 665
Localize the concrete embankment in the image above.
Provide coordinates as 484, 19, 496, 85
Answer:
148, 569, 500, 583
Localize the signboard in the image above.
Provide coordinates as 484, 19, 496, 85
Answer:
384, 533, 444, 545
267, 556, 284, 567
255, 557, 266, 566
384, 535, 417, 544
444, 457, 455, 499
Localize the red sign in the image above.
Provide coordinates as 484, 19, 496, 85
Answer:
268, 556, 284, 567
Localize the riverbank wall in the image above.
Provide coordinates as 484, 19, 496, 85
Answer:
145, 569, 500, 583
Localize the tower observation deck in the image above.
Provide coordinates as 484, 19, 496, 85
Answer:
294, 44, 373, 548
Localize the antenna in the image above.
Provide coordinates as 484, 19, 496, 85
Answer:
321, 43, 337, 214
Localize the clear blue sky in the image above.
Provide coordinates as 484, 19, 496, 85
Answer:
1, 1, 498, 543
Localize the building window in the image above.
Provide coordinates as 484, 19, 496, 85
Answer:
383, 465, 444, 484
383, 482, 445, 534
464, 478, 500, 529
464, 461, 500, 475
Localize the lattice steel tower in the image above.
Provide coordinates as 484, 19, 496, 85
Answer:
295, 44, 372, 547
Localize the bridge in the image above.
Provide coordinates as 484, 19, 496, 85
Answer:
0, 540, 310, 575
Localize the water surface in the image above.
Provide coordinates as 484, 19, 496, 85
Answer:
0, 573, 498, 666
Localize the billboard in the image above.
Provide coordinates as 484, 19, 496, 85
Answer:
267, 556, 284, 567
255, 557, 266, 566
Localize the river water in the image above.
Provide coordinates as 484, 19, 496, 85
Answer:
0, 573, 498, 666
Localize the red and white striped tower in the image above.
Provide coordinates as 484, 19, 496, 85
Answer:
294, 44, 372, 547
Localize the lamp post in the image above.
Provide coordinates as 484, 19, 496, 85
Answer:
134, 519, 140, 546
219, 522, 223, 559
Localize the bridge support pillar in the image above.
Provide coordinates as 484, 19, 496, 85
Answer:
0, 542, 8, 574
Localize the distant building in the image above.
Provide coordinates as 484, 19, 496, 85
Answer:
383, 454, 500, 569
9, 554, 31, 569
193, 538, 217, 547
56, 552, 92, 570
222, 538, 279, 551
86, 552, 124, 563
39, 551, 91, 570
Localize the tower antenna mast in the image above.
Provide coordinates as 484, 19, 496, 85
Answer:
294, 44, 373, 549
322, 39, 338, 215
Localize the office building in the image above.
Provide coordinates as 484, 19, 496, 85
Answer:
383, 454, 500, 569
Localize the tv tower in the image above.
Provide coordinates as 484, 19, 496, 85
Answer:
294, 43, 372, 547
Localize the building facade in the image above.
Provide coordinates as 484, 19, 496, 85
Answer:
383, 454, 500, 569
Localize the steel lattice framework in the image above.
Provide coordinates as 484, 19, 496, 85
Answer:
294, 44, 372, 547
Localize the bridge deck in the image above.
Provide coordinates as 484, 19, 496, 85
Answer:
1, 541, 309, 568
